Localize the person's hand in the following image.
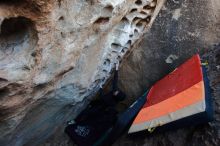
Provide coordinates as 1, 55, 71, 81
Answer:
115, 61, 119, 70
99, 83, 103, 89
113, 90, 119, 96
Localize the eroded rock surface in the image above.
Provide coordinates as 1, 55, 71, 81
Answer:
0, 0, 165, 146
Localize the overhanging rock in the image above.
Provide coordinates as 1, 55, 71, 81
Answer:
0, 0, 165, 145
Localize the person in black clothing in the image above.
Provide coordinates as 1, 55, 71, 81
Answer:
65, 66, 126, 146
98, 69, 126, 106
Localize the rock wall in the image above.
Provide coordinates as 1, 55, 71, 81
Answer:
116, 0, 220, 145
0, 0, 165, 146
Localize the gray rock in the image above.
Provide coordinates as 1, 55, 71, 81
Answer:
115, 0, 220, 145
0, 0, 165, 146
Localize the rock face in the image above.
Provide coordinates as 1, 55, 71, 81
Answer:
116, 0, 220, 145
0, 0, 165, 146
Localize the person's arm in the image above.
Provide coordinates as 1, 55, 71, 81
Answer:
112, 70, 118, 92
99, 86, 104, 97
